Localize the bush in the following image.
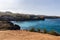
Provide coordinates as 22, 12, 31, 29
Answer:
37, 28, 41, 33
48, 30, 60, 36
43, 28, 47, 33
29, 27, 60, 36
29, 27, 36, 32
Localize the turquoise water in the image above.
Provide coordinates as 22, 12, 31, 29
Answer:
11, 19, 60, 33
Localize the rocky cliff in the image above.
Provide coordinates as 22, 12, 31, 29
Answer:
0, 21, 20, 30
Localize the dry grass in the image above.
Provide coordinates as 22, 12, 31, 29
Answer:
0, 30, 60, 40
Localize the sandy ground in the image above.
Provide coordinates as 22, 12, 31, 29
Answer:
0, 30, 60, 40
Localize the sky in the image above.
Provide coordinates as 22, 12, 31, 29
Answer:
0, 0, 60, 16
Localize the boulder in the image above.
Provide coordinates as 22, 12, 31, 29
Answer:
0, 21, 20, 30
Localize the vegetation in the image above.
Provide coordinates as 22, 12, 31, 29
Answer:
43, 28, 47, 33
37, 28, 41, 33
29, 27, 36, 32
29, 27, 60, 36
48, 30, 60, 36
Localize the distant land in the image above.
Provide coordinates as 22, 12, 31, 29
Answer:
0, 11, 60, 21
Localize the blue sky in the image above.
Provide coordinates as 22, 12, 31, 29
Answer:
0, 0, 60, 16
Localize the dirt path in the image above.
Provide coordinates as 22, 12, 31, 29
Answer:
0, 30, 60, 40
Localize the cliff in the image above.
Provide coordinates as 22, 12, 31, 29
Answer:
0, 11, 45, 21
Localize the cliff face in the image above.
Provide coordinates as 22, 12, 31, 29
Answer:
0, 21, 20, 30
0, 15, 45, 21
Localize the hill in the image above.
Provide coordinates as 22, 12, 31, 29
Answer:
0, 11, 45, 21
0, 11, 60, 21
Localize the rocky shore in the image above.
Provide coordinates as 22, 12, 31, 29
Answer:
0, 21, 20, 30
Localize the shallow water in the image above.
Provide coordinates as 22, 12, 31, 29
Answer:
11, 19, 60, 33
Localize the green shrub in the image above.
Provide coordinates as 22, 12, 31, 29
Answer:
43, 28, 47, 33
37, 28, 41, 33
29, 27, 60, 36
29, 27, 36, 32
48, 30, 60, 36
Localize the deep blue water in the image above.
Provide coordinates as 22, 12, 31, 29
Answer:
11, 19, 60, 33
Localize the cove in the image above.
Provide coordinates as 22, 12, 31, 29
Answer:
11, 19, 60, 33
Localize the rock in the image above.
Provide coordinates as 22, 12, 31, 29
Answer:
0, 21, 20, 30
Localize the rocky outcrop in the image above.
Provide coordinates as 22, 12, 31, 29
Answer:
0, 21, 20, 30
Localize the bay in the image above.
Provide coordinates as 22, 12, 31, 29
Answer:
11, 19, 60, 33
